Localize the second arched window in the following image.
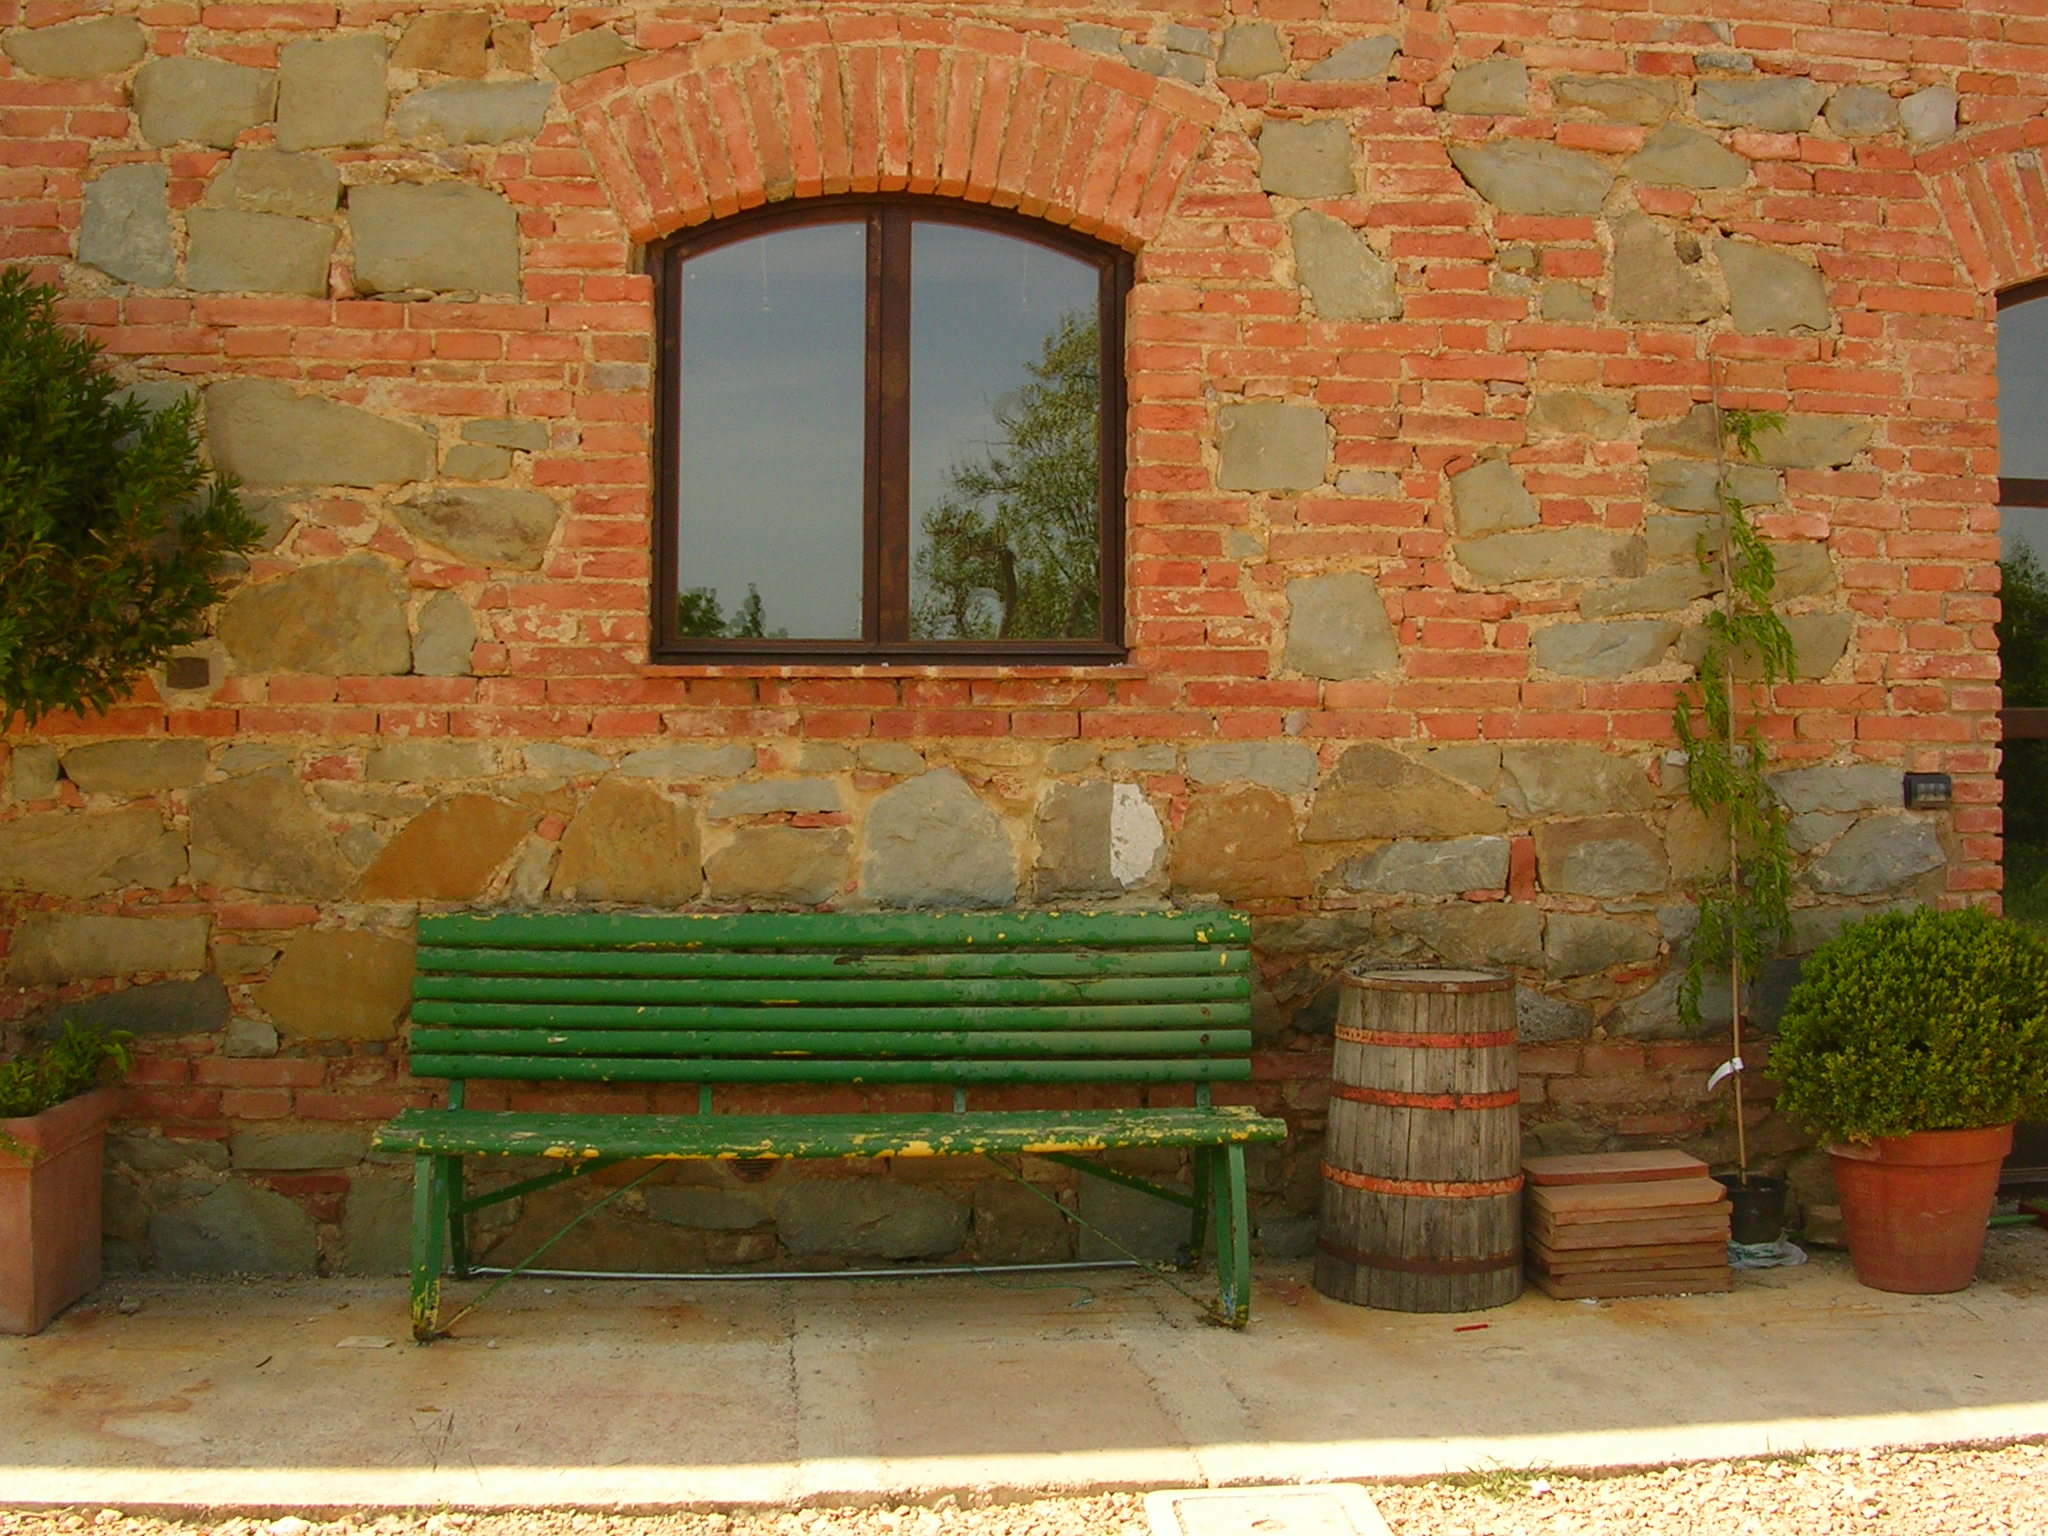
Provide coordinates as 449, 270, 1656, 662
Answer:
653, 198, 1130, 663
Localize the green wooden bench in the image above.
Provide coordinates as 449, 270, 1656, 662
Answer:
373, 909, 1287, 1340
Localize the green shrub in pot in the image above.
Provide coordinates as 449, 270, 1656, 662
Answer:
1772, 905, 2048, 1292
1772, 906, 2048, 1143
0, 1023, 133, 1122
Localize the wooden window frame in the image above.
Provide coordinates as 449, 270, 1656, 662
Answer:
650, 194, 1133, 665
1998, 279, 2048, 508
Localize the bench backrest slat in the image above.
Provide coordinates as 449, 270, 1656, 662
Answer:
407, 908, 1254, 1093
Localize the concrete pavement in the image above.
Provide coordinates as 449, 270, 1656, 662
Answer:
4, 1232, 2048, 1511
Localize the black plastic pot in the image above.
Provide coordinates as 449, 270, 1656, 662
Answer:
1716, 1173, 1788, 1245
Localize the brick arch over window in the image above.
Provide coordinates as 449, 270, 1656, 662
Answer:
560, 24, 1219, 250
1925, 124, 2048, 293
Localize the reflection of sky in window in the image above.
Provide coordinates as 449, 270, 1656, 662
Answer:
1999, 296, 2048, 562
909, 225, 1096, 618
677, 222, 865, 640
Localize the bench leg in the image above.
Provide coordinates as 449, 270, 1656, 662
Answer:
1208, 1144, 1252, 1329
445, 1155, 470, 1281
410, 1153, 450, 1343
1186, 1147, 1214, 1266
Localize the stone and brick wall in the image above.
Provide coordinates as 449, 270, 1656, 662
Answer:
0, 1, 2024, 1275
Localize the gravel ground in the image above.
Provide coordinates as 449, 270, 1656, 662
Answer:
3, 1443, 2046, 1536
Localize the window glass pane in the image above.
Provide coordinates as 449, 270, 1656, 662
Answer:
908, 222, 1102, 640
677, 222, 865, 641
1999, 296, 2048, 482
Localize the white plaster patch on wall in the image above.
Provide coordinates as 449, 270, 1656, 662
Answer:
1110, 783, 1165, 887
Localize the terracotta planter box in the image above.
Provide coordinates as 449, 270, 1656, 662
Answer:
1, 1086, 124, 1335
1830, 1123, 2015, 1294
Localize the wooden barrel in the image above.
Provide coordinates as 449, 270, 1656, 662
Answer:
1314, 966, 1522, 1312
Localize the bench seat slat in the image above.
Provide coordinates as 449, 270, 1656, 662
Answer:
411, 1027, 1253, 1058
410, 1000, 1249, 1032
420, 910, 1251, 951
412, 973, 1249, 1008
375, 1106, 1288, 1159
405, 1053, 1254, 1084
416, 946, 1249, 981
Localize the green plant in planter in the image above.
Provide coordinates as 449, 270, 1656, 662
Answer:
1771, 907, 2048, 1143
0, 268, 260, 726
1671, 396, 1794, 1175
0, 1023, 133, 1121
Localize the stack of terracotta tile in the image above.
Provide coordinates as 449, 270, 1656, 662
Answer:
1522, 1150, 1732, 1299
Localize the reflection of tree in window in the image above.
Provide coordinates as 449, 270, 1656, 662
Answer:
912, 314, 1100, 640
675, 582, 783, 639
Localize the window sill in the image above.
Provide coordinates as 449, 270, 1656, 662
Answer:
636, 661, 1148, 680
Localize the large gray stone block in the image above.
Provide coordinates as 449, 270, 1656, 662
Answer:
1647, 459, 1782, 511
8, 913, 210, 985
1696, 77, 1828, 133
185, 209, 335, 296
230, 1128, 369, 1171
1454, 527, 1644, 584
1339, 836, 1510, 895
863, 769, 1016, 908
150, 1180, 317, 1274
617, 744, 756, 779
1389, 903, 1544, 969
25, 975, 229, 1039
543, 26, 640, 83
1526, 391, 1630, 441
1543, 912, 1660, 978
3, 15, 145, 77
1289, 209, 1398, 320
1717, 240, 1831, 333
1553, 75, 1679, 125
61, 739, 209, 795
1533, 619, 1679, 676
395, 80, 553, 145
1031, 781, 1163, 898
395, 487, 561, 569
1443, 56, 1528, 115
202, 148, 342, 217
1282, 571, 1398, 679
187, 770, 354, 898
1899, 85, 1959, 147
216, 556, 413, 676
341, 1175, 413, 1276
704, 825, 851, 905
0, 808, 185, 898
364, 740, 498, 781
393, 10, 493, 77
1826, 85, 1898, 139
1624, 124, 1750, 189
206, 379, 435, 487
1533, 816, 1669, 898
1304, 743, 1508, 841
547, 779, 701, 904
1258, 120, 1355, 198
78, 165, 174, 286
1450, 457, 1537, 536
410, 591, 477, 677
134, 57, 276, 148
1805, 816, 1945, 896
350, 182, 520, 295
1450, 142, 1614, 215
1218, 401, 1327, 491
1767, 763, 1901, 814
1497, 744, 1655, 818
1216, 22, 1286, 78
777, 1178, 970, 1259
706, 778, 842, 818
1185, 741, 1319, 794
1304, 36, 1397, 81
10, 744, 59, 801
1611, 213, 1721, 325
1577, 564, 1719, 618
277, 34, 387, 150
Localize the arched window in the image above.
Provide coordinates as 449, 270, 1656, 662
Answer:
651, 198, 1130, 663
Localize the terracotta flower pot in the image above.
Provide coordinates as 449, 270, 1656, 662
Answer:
1829, 1124, 2014, 1294
0, 1086, 124, 1335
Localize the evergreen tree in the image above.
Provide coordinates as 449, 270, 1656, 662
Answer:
0, 269, 258, 725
